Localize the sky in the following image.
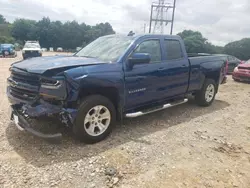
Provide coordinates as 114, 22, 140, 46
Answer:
1, 0, 250, 46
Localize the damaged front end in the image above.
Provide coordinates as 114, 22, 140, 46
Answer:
7, 67, 79, 143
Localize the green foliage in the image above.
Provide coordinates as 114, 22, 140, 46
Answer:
0, 15, 7, 24
10, 17, 115, 49
0, 14, 115, 50
0, 20, 14, 44
224, 38, 250, 60
0, 36, 15, 43
177, 30, 223, 54
0, 24, 12, 37
11, 19, 37, 43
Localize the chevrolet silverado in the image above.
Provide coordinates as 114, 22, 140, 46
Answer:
7, 34, 227, 143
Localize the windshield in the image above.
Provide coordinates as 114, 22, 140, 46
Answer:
24, 43, 40, 48
75, 35, 133, 62
1, 44, 12, 48
245, 60, 250, 64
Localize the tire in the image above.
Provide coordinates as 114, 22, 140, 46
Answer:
233, 78, 239, 82
73, 95, 116, 144
4, 51, 9, 57
195, 79, 217, 107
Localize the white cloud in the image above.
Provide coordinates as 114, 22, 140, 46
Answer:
1, 0, 250, 45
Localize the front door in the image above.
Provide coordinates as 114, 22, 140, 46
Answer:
124, 39, 163, 110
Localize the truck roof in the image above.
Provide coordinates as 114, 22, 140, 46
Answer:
105, 34, 181, 40
134, 33, 180, 38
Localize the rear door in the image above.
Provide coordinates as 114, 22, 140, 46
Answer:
124, 38, 164, 110
156, 38, 189, 99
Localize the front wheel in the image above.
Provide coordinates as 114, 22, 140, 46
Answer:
195, 79, 217, 106
73, 95, 116, 144
3, 51, 9, 57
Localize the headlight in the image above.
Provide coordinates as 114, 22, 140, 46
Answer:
39, 76, 67, 100
234, 67, 238, 72
40, 76, 65, 88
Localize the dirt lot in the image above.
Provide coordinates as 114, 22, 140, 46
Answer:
0, 52, 250, 188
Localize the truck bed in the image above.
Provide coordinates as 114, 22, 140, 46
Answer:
189, 55, 226, 67
187, 55, 227, 92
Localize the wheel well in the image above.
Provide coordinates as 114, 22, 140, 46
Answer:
79, 87, 121, 118
204, 70, 222, 92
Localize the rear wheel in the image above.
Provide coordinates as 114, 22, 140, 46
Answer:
73, 95, 116, 144
195, 79, 216, 106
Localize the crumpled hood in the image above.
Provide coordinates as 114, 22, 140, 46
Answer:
12, 55, 108, 74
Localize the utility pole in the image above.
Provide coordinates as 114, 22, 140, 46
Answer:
170, 0, 176, 35
149, 5, 153, 33
149, 0, 177, 35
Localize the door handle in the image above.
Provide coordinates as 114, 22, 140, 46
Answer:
181, 64, 187, 67
158, 67, 166, 71
136, 76, 146, 81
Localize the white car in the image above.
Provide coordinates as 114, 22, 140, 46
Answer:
22, 41, 42, 59
57, 47, 63, 52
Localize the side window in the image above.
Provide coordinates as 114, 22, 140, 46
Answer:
165, 40, 183, 60
134, 40, 161, 63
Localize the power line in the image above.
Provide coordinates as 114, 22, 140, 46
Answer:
170, 0, 176, 34
149, 0, 177, 34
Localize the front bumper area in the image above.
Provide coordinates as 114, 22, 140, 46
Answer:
23, 52, 42, 59
232, 72, 250, 82
11, 106, 63, 143
8, 89, 78, 143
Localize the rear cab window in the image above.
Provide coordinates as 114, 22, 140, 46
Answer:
164, 39, 183, 60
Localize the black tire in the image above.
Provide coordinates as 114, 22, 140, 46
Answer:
73, 95, 116, 144
3, 51, 9, 57
195, 79, 217, 107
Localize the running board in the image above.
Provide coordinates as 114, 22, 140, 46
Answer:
125, 98, 188, 118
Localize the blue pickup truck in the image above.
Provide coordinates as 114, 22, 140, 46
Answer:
7, 34, 227, 143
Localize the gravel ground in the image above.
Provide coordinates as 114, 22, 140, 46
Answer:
0, 52, 250, 188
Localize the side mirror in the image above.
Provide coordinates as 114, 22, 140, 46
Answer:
128, 53, 151, 68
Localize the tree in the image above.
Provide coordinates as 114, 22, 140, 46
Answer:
204, 42, 224, 54
0, 14, 7, 24
35, 17, 51, 48
224, 38, 250, 60
0, 36, 15, 43
10, 17, 115, 49
0, 15, 14, 44
11, 19, 36, 43
177, 30, 207, 53
177, 30, 223, 54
